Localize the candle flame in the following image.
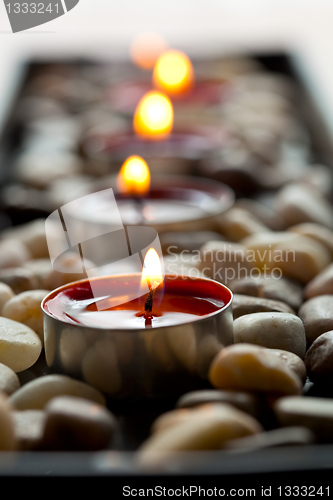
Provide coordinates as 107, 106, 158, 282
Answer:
141, 248, 164, 291
130, 32, 168, 70
133, 91, 173, 139
117, 155, 151, 196
153, 50, 194, 95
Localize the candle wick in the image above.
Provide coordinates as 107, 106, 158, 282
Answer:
143, 278, 161, 326
144, 278, 160, 318
144, 284, 155, 314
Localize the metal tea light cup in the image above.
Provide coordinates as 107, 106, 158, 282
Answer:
41, 274, 233, 400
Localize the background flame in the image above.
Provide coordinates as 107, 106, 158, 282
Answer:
117, 156, 151, 196
130, 32, 168, 70
153, 49, 195, 95
133, 91, 173, 139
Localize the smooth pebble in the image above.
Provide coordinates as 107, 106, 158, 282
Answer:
0, 267, 39, 294
42, 395, 116, 450
234, 198, 287, 231
138, 403, 263, 463
43, 251, 95, 290
274, 396, 333, 442
1, 219, 49, 259
270, 349, 307, 383
13, 410, 45, 450
274, 183, 333, 229
233, 312, 306, 358
0, 392, 16, 450
216, 207, 270, 242
0, 282, 15, 314
242, 231, 330, 284
304, 331, 333, 384
275, 236, 330, 284
23, 259, 53, 289
298, 295, 333, 343
0, 239, 31, 269
9, 374, 106, 409
176, 389, 260, 417
209, 343, 302, 395
0, 362, 20, 395
2, 290, 49, 345
232, 294, 295, 319
0, 317, 42, 372
150, 408, 193, 435
305, 263, 333, 298
199, 241, 254, 285
229, 275, 303, 311
288, 222, 333, 258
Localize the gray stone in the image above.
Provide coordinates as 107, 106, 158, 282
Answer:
176, 389, 260, 417
233, 312, 306, 358
0, 362, 20, 395
0, 267, 39, 294
229, 275, 303, 311
232, 294, 295, 319
274, 396, 333, 442
298, 295, 333, 343
13, 410, 45, 450
304, 331, 333, 384
42, 395, 116, 450
305, 263, 333, 299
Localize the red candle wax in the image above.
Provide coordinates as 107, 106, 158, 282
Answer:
42, 274, 232, 330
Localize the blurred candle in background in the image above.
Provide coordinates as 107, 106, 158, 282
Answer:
130, 32, 168, 70
117, 155, 151, 196
133, 90, 174, 139
153, 50, 195, 95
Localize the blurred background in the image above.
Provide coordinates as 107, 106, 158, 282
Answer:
1, 0, 333, 140
1, 0, 333, 235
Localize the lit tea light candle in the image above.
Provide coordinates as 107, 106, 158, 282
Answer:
107, 48, 229, 116
130, 32, 169, 71
152, 49, 194, 96
73, 154, 234, 233
117, 155, 150, 196
133, 91, 173, 139
41, 249, 234, 398
83, 87, 227, 176
140, 248, 164, 327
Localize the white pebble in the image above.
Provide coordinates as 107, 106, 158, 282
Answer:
0, 317, 42, 372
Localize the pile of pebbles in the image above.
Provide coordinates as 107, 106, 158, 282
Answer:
1, 187, 333, 459
0, 57, 333, 465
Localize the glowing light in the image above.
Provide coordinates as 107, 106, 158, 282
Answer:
153, 50, 194, 95
130, 32, 168, 70
142, 204, 156, 221
141, 248, 164, 291
133, 91, 173, 139
117, 155, 150, 196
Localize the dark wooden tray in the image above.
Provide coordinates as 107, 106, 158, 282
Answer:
0, 51, 333, 480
